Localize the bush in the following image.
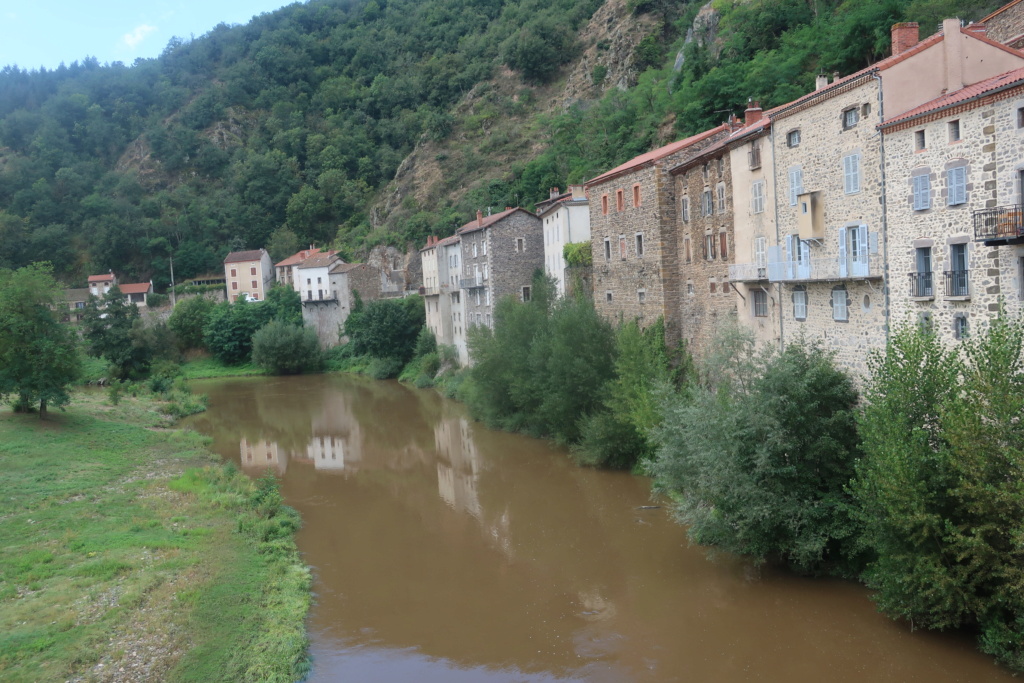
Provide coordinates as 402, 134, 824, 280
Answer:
562, 241, 593, 267
169, 296, 216, 350
344, 296, 425, 364
251, 320, 323, 375
366, 356, 405, 380
203, 299, 272, 365
647, 323, 862, 575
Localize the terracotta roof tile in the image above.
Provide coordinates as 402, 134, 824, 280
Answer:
297, 253, 342, 269
119, 283, 152, 295
275, 248, 328, 267
880, 65, 1024, 127
224, 250, 266, 263
88, 273, 115, 283
586, 124, 731, 187
456, 207, 525, 235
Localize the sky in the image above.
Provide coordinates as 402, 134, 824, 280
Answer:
1, 0, 300, 71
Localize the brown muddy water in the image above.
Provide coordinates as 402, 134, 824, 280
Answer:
185, 374, 1014, 683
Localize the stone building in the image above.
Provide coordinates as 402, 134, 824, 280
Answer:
420, 235, 454, 348
223, 249, 274, 302
726, 103, 782, 348
275, 247, 336, 291
535, 185, 591, 297
881, 65, 1024, 344
584, 125, 731, 341
456, 208, 543, 330
670, 135, 739, 358
765, 19, 1024, 378
296, 252, 344, 302
981, 0, 1024, 49
301, 261, 383, 348
441, 237, 468, 364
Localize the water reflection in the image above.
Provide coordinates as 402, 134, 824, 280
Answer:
186, 375, 1018, 683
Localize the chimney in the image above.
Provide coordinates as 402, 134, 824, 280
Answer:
943, 18, 964, 92
549, 187, 561, 199
815, 74, 829, 90
569, 184, 586, 200
477, 209, 483, 226
891, 22, 920, 56
505, 206, 512, 211
744, 99, 762, 125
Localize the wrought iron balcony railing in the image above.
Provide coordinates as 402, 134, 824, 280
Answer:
909, 272, 934, 298
944, 269, 970, 297
974, 205, 1024, 242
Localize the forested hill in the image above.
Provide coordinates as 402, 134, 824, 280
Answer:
0, 0, 1001, 288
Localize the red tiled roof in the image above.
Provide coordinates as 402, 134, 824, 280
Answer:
119, 283, 151, 295
456, 207, 524, 235
224, 250, 266, 263
275, 248, 330, 267
436, 235, 461, 247
586, 124, 731, 187
88, 273, 115, 283
297, 253, 342, 269
880, 66, 1024, 128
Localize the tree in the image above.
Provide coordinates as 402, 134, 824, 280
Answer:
263, 284, 302, 327
648, 323, 862, 575
343, 295, 425, 364
0, 263, 81, 416
168, 295, 216, 350
203, 298, 272, 365
854, 320, 1024, 670
81, 285, 153, 380
252, 319, 323, 374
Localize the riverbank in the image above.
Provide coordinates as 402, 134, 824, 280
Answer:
0, 390, 310, 682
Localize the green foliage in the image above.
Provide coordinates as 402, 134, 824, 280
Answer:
343, 296, 426, 364
465, 274, 615, 443
251, 320, 323, 375
202, 299, 272, 365
81, 286, 153, 380
0, 263, 81, 414
562, 241, 593, 267
263, 284, 303, 327
648, 323, 862, 575
591, 64, 608, 85
855, 320, 1024, 669
169, 295, 217, 350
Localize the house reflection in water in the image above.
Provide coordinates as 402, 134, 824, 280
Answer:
240, 438, 287, 475
434, 416, 482, 518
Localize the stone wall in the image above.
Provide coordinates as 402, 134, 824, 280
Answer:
984, 3, 1024, 45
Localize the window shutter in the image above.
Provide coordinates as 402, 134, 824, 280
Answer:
838, 227, 848, 278
767, 245, 783, 281
913, 175, 930, 210
948, 166, 967, 205
785, 234, 795, 279
857, 224, 869, 265
755, 237, 767, 267
789, 168, 801, 205
844, 154, 860, 193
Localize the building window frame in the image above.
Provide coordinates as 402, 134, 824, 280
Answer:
832, 286, 849, 322
632, 184, 641, 208
912, 171, 932, 211
843, 152, 861, 194
786, 129, 801, 148
635, 232, 644, 258
752, 180, 765, 214
793, 286, 807, 320
842, 107, 860, 130
681, 196, 690, 222
753, 289, 768, 317
947, 164, 968, 206
616, 189, 624, 212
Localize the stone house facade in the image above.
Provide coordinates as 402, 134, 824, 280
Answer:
584, 125, 730, 341
726, 106, 782, 348
419, 235, 454, 349
301, 261, 383, 348
224, 249, 274, 302
441, 237, 468, 364
982, 0, 1024, 49
536, 185, 591, 297
670, 138, 738, 358
456, 208, 543, 330
881, 65, 1024, 344
88, 272, 116, 298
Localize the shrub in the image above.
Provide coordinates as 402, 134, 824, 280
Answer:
251, 320, 323, 375
562, 241, 593, 267
203, 299, 272, 365
366, 356, 405, 380
169, 296, 216, 350
344, 296, 425, 364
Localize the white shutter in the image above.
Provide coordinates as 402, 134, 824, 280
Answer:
767, 245, 783, 281
755, 236, 767, 267
843, 154, 861, 194
838, 227, 848, 278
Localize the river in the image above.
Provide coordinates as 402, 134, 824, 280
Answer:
185, 373, 1014, 682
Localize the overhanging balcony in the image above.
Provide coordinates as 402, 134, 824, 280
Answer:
767, 254, 883, 283
974, 205, 1024, 245
459, 276, 484, 289
728, 262, 768, 282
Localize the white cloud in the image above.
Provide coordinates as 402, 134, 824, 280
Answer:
123, 24, 157, 49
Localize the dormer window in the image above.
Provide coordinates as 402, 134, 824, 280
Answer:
787, 130, 801, 148
842, 107, 860, 130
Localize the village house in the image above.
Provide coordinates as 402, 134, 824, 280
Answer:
223, 249, 274, 302
981, 0, 1024, 49
275, 247, 337, 291
297, 252, 344, 302
670, 133, 740, 358
764, 19, 1024, 377
725, 102, 782, 348
584, 125, 731, 341
420, 235, 459, 350
88, 271, 115, 297
442, 236, 468, 364
882, 64, 1024, 343
301, 261, 383, 348
456, 208, 543, 330
60, 288, 90, 323
535, 186, 591, 296
119, 281, 153, 308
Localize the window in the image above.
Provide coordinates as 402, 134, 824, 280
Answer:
522, 286, 531, 302
753, 290, 768, 317
604, 238, 611, 261
702, 189, 714, 216
231, 282, 238, 290
913, 173, 931, 210
251, 293, 259, 300
619, 235, 627, 259
788, 167, 804, 206
948, 243, 969, 296
716, 157, 724, 176
616, 189, 624, 212
842, 107, 859, 129
687, 282, 695, 294
633, 184, 641, 208
914, 130, 926, 150
473, 242, 478, 257
752, 180, 765, 214
1018, 107, 1024, 128
482, 240, 487, 256
638, 289, 646, 303
947, 165, 967, 206
635, 233, 644, 257
719, 232, 728, 260
843, 153, 861, 194
716, 183, 726, 212
483, 264, 488, 281
832, 287, 848, 321
749, 143, 762, 169
681, 197, 690, 222
702, 163, 709, 180
754, 236, 767, 270
684, 237, 692, 264
948, 120, 961, 143
251, 280, 258, 289
704, 233, 716, 260
230, 268, 237, 277
787, 130, 801, 147
516, 237, 525, 252
913, 246, 933, 297
953, 314, 969, 340
602, 194, 609, 215
793, 287, 807, 320
606, 291, 613, 302
721, 282, 729, 294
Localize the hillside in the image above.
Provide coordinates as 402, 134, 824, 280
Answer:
0, 0, 1004, 288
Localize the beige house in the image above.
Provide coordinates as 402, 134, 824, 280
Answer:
882, 65, 1024, 342
88, 272, 115, 297
223, 249, 274, 302
420, 234, 460, 351
535, 186, 590, 297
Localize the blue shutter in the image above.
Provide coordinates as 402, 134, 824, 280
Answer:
948, 166, 967, 206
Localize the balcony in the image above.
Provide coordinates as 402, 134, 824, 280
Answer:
421, 285, 440, 296
767, 254, 883, 283
459, 276, 484, 289
303, 290, 337, 304
944, 269, 970, 298
908, 272, 934, 299
974, 205, 1024, 244
728, 262, 768, 282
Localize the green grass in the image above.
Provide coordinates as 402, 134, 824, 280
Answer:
0, 392, 309, 682
180, 357, 265, 379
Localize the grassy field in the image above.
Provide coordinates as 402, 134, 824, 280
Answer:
0, 391, 310, 682
179, 357, 265, 380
